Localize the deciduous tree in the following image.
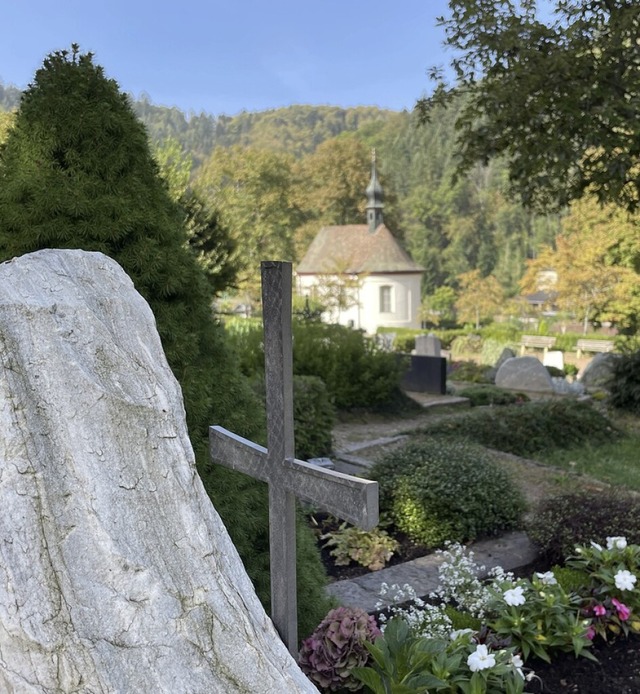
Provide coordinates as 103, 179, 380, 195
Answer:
420, 1, 640, 212
455, 270, 505, 329
521, 197, 640, 332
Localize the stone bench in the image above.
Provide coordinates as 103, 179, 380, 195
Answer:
519, 335, 556, 356
576, 339, 615, 359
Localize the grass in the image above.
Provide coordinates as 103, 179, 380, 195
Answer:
535, 435, 640, 491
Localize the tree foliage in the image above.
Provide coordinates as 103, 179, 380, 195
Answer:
521, 196, 640, 332
0, 46, 331, 637
455, 269, 505, 329
194, 146, 304, 300
420, 0, 640, 212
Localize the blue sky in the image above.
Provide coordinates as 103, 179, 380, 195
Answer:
2, 0, 454, 116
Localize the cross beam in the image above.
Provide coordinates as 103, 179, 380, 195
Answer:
209, 261, 379, 656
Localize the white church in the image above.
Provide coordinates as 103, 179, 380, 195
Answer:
296, 156, 424, 334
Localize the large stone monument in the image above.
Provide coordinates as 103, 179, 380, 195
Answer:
0, 250, 316, 692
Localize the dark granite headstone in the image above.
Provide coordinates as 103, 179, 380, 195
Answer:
401, 355, 447, 394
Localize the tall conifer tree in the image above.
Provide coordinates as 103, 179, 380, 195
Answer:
0, 46, 330, 638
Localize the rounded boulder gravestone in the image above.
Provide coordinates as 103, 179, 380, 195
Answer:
495, 356, 554, 393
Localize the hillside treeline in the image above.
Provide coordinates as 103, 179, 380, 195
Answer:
0, 80, 560, 304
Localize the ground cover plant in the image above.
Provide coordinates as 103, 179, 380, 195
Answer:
535, 436, 640, 490
454, 384, 528, 407
527, 491, 640, 567
413, 399, 618, 456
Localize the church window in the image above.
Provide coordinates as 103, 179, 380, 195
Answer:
379, 285, 392, 313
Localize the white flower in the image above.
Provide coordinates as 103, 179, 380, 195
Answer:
590, 541, 603, 551
535, 571, 557, 586
450, 628, 474, 641
510, 654, 525, 679
614, 569, 637, 591
607, 536, 628, 550
467, 644, 496, 672
503, 586, 526, 606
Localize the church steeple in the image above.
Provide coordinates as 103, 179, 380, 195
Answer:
365, 148, 384, 233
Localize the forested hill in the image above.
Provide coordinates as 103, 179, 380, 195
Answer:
132, 98, 397, 162
0, 81, 560, 298
1, 83, 394, 161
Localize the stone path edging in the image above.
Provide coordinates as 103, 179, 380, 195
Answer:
326, 531, 539, 613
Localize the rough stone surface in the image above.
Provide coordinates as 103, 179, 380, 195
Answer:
579, 352, 621, 390
486, 347, 516, 382
495, 356, 554, 393
0, 250, 316, 693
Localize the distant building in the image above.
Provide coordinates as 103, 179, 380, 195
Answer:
296, 153, 423, 334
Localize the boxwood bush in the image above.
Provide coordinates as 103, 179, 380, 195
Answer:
226, 318, 405, 411
527, 491, 640, 565
370, 438, 526, 548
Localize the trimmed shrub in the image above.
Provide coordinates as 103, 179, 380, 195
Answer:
455, 385, 528, 407
371, 438, 526, 548
610, 350, 640, 414
527, 491, 640, 565
480, 338, 516, 366
293, 375, 335, 460
417, 400, 618, 456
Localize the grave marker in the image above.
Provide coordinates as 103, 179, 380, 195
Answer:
210, 261, 379, 655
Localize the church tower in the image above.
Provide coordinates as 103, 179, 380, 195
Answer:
365, 149, 384, 233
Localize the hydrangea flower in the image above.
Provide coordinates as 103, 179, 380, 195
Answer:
503, 586, 526, 606
606, 536, 627, 550
614, 569, 637, 591
535, 571, 557, 585
467, 644, 496, 672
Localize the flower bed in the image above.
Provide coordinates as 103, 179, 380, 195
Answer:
298, 538, 640, 694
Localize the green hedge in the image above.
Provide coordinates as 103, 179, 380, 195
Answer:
227, 319, 405, 411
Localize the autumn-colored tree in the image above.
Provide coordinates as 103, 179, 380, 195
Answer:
521, 197, 640, 333
194, 146, 304, 301
0, 110, 14, 143
455, 270, 505, 329
296, 137, 371, 225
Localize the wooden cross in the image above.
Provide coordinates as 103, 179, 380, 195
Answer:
210, 261, 379, 656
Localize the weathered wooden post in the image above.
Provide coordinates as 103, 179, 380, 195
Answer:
210, 261, 378, 655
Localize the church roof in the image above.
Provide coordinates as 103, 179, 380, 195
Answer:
296, 223, 424, 275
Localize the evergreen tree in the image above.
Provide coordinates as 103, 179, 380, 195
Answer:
0, 46, 330, 639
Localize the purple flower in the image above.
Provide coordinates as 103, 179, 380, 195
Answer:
612, 598, 631, 621
593, 604, 607, 617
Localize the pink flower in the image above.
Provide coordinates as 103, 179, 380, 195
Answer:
593, 604, 607, 617
586, 625, 596, 640
612, 598, 631, 621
